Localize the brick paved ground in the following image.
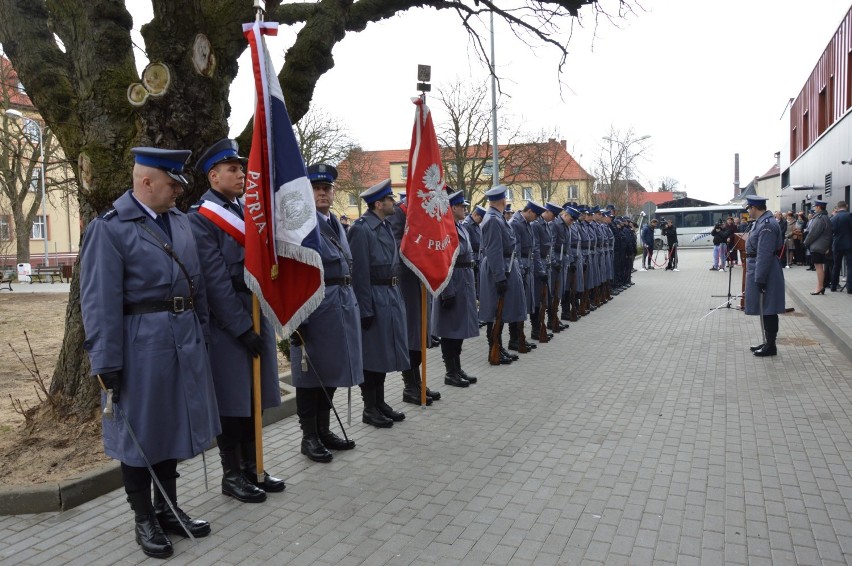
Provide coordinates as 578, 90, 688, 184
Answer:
1, 249, 851, 565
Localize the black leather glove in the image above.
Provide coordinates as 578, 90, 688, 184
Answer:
98, 371, 122, 403
290, 331, 303, 347
440, 295, 456, 309
757, 283, 767, 294
238, 329, 264, 357
496, 280, 508, 296
361, 315, 375, 330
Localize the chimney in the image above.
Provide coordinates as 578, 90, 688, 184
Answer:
560, 139, 567, 150
734, 153, 740, 198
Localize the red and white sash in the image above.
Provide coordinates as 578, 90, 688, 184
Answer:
198, 200, 245, 246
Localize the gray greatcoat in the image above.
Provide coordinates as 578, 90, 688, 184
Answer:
290, 212, 364, 388
81, 190, 220, 467
569, 222, 584, 292
510, 211, 538, 314
531, 217, 552, 309
550, 219, 567, 297
803, 211, 833, 255
189, 190, 280, 417
478, 207, 526, 323
348, 210, 410, 372
432, 223, 479, 339
580, 221, 598, 288
744, 210, 786, 316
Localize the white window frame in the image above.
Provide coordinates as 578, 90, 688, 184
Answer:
31, 215, 46, 240
568, 185, 579, 199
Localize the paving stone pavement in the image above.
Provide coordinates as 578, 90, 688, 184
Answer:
2, 249, 852, 565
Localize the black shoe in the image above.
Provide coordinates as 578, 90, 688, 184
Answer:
319, 430, 355, 450
135, 513, 173, 558
444, 372, 470, 387
402, 389, 433, 405
220, 449, 267, 503
753, 344, 777, 357
457, 368, 477, 384
749, 343, 765, 352
362, 407, 394, 428
426, 388, 441, 401
301, 434, 333, 462
241, 442, 286, 492
378, 402, 405, 422
156, 506, 211, 538
500, 347, 519, 361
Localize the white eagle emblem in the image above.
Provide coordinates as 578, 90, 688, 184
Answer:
417, 164, 449, 221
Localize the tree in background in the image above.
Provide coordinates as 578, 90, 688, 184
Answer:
0, 56, 76, 265
657, 176, 680, 192
294, 106, 356, 169
511, 131, 585, 204
435, 77, 527, 204
0, 0, 637, 417
594, 126, 652, 213
335, 146, 381, 217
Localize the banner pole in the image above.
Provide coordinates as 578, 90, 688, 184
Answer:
251, 295, 264, 483
420, 283, 427, 407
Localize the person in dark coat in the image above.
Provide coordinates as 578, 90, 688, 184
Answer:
289, 163, 363, 462
510, 200, 545, 350
640, 219, 657, 270
541, 202, 567, 331
661, 219, 679, 271
387, 200, 441, 406
479, 185, 526, 365
462, 205, 485, 298
432, 191, 479, 387
564, 206, 583, 318
830, 201, 852, 293
348, 179, 409, 427
189, 139, 283, 503
804, 200, 833, 294
744, 195, 786, 357
81, 148, 220, 559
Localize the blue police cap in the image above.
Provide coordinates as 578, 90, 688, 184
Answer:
132, 147, 192, 185
591, 205, 601, 214
504, 203, 513, 212
449, 191, 467, 206
565, 206, 580, 219
307, 163, 338, 184
545, 202, 563, 216
485, 185, 508, 201
474, 205, 487, 216
525, 200, 546, 215
745, 195, 768, 208
605, 204, 615, 210
814, 199, 828, 207
196, 139, 246, 175
360, 179, 394, 203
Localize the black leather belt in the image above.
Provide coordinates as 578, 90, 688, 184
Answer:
371, 277, 399, 286
124, 297, 194, 315
325, 276, 352, 286
455, 262, 473, 269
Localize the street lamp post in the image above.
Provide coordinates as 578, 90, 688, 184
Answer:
602, 134, 650, 217
4, 109, 48, 266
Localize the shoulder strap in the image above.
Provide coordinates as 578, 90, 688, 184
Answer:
136, 218, 197, 298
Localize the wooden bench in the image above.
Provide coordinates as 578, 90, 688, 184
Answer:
30, 266, 65, 284
0, 270, 13, 291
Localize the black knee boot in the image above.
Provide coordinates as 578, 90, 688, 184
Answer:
219, 446, 267, 502
376, 374, 405, 420
241, 441, 286, 492
300, 415, 333, 462
153, 472, 211, 538
402, 369, 433, 405
318, 408, 355, 450
127, 489, 173, 559
361, 380, 393, 427
443, 354, 469, 387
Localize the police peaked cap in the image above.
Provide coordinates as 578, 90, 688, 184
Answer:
132, 147, 192, 185
744, 195, 768, 208
449, 191, 467, 206
196, 138, 247, 175
545, 202, 563, 216
360, 179, 393, 203
308, 163, 338, 184
525, 201, 546, 215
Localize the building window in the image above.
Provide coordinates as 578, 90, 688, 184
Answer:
568, 185, 578, 199
400, 165, 408, 179
348, 192, 358, 206
482, 160, 493, 177
0, 216, 10, 241
22, 120, 40, 142
31, 215, 46, 240
522, 187, 533, 200
825, 173, 832, 196
506, 187, 514, 201
29, 170, 39, 192
445, 162, 457, 176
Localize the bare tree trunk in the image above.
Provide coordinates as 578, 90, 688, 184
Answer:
13, 212, 30, 264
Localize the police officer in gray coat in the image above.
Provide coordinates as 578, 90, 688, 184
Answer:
289, 164, 363, 461
81, 148, 220, 559
744, 195, 786, 357
462, 205, 485, 298
531, 203, 557, 340
432, 191, 479, 387
509, 201, 544, 351
189, 139, 284, 504
479, 185, 526, 364
348, 179, 409, 427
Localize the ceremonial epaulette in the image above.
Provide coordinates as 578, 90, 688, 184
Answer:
100, 208, 118, 221
355, 217, 366, 224
189, 200, 204, 211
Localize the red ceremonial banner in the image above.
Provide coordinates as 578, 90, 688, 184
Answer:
400, 96, 459, 295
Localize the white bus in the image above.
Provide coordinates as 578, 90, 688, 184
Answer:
651, 204, 746, 249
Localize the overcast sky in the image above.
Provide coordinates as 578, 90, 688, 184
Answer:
128, 0, 851, 205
